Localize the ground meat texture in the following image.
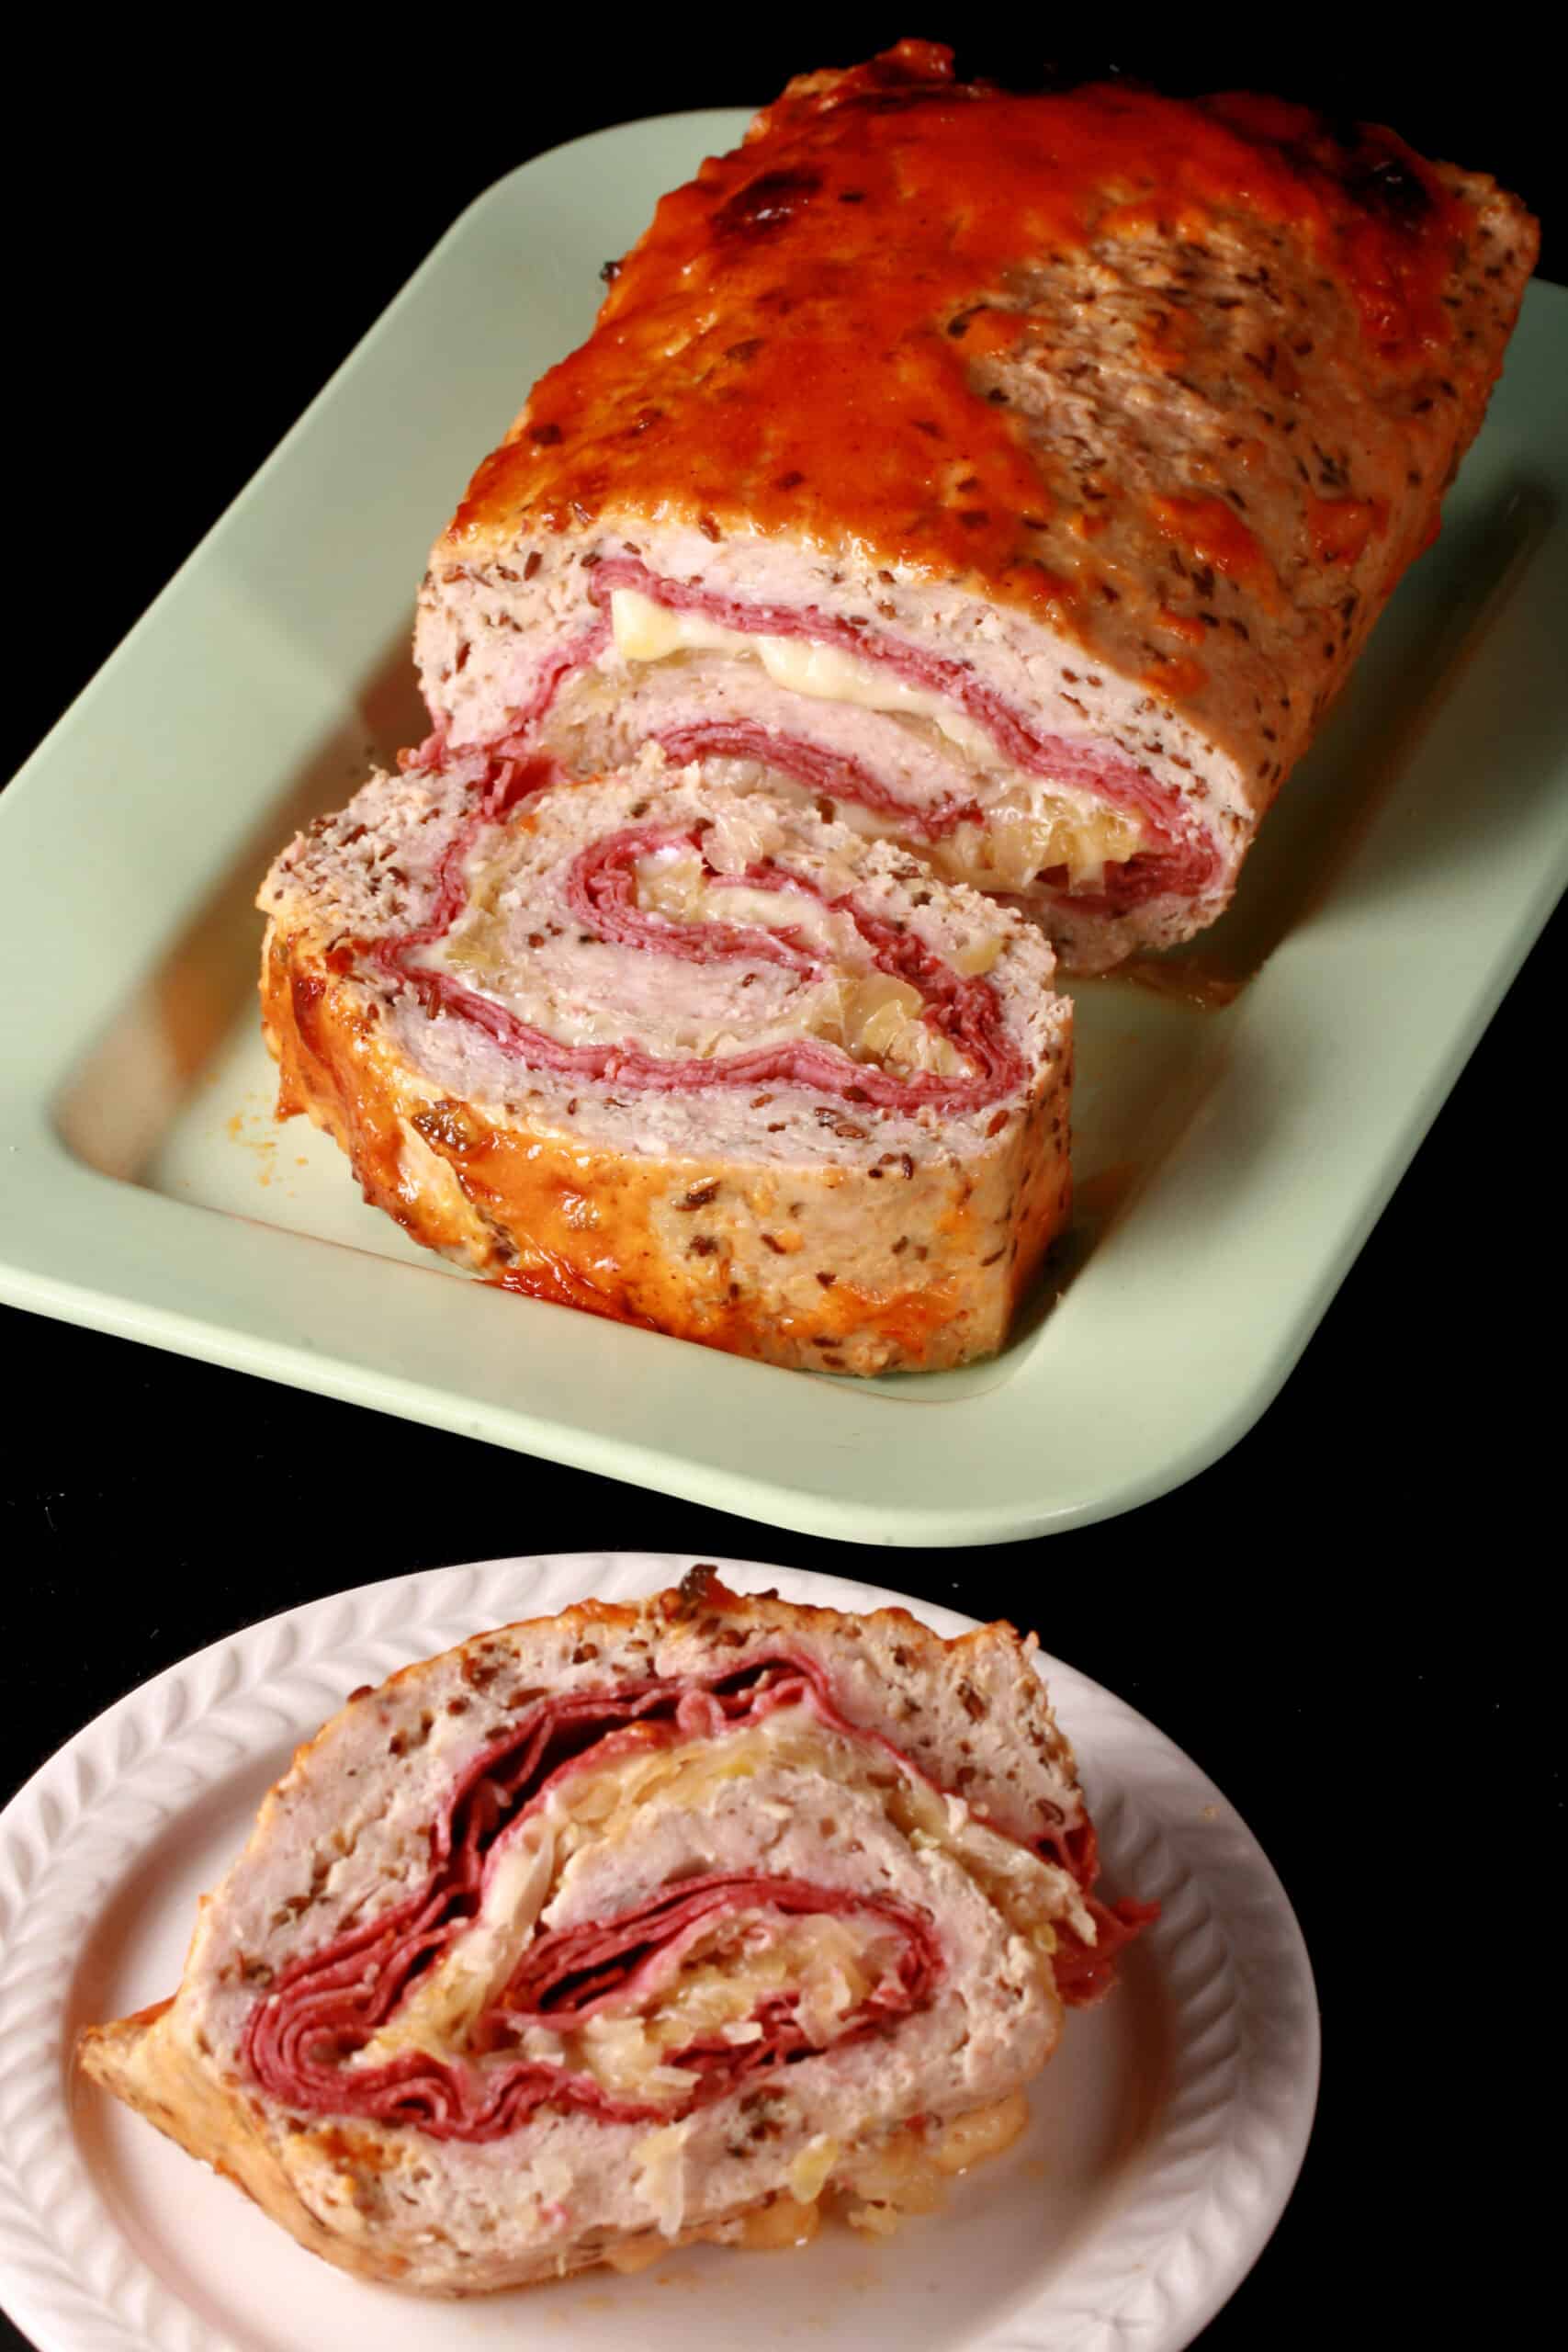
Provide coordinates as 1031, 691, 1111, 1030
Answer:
78, 1582, 1149, 2293
412, 44, 1536, 971
255, 752, 1072, 1374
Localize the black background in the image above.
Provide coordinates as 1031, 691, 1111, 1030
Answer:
2, 20, 1557, 2349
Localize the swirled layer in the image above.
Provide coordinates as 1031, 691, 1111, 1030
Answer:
345, 765, 1035, 1116
243, 1656, 1150, 2143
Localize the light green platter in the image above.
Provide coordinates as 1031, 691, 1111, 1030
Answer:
2, 110, 1563, 1547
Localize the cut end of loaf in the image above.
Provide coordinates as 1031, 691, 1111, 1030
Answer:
257, 755, 1073, 1373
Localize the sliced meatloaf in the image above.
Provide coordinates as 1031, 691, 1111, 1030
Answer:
79, 1570, 1153, 2291
414, 42, 1537, 969
257, 748, 1072, 1373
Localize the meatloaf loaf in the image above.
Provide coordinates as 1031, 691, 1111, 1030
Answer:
416, 41, 1538, 969
258, 748, 1072, 1373
79, 1569, 1152, 2291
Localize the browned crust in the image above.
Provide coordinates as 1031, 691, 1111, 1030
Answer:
259, 920, 1070, 1375
77, 1999, 1032, 2294
286, 1563, 1077, 1793
78, 2004, 389, 2278
235, 1571, 1084, 1883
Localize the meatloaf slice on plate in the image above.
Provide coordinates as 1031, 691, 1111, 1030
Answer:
79, 1573, 1151, 2290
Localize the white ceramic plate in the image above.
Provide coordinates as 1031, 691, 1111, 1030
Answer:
0, 1554, 1318, 2352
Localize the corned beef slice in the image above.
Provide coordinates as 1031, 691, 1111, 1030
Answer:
381, 816, 1027, 1112
509, 558, 1215, 917
258, 761, 1073, 1374
244, 1656, 1148, 2140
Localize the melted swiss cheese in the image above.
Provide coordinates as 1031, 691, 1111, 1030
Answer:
609, 588, 1145, 888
